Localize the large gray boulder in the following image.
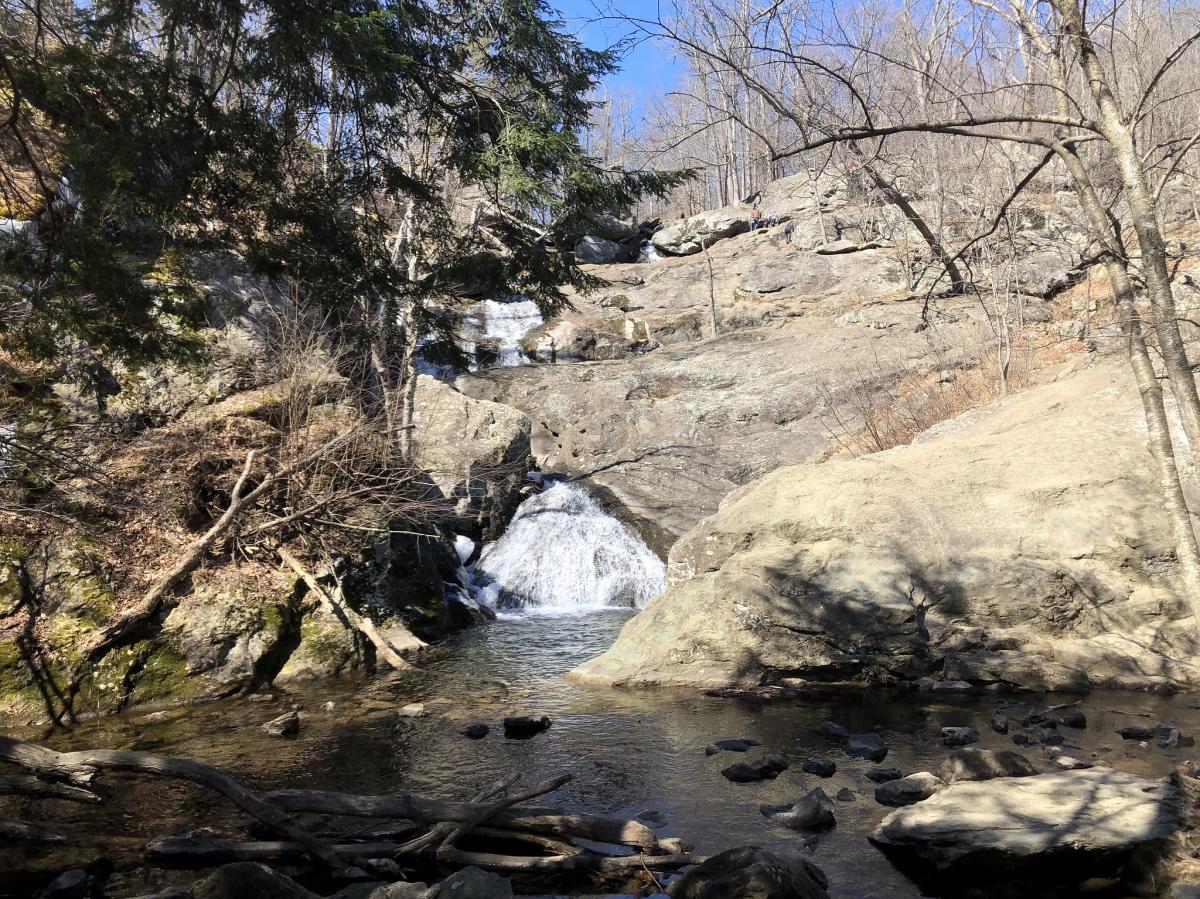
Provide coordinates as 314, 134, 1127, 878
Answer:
411, 375, 532, 540
570, 362, 1200, 689
667, 846, 829, 898
574, 235, 629, 265
871, 770, 1178, 880
652, 208, 750, 255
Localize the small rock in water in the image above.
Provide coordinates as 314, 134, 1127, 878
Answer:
760, 788, 836, 830
705, 737, 762, 756
865, 767, 905, 783
942, 727, 979, 747
819, 722, 851, 739
931, 680, 974, 692
435, 866, 513, 897
140, 711, 168, 724
1159, 726, 1196, 749
1055, 755, 1093, 770
397, 702, 427, 718
659, 836, 692, 853
37, 869, 89, 899
461, 723, 490, 740
247, 693, 275, 703
847, 733, 888, 762
722, 755, 789, 783
636, 809, 667, 825
990, 713, 1009, 734
802, 758, 836, 777
836, 788, 857, 802
503, 715, 552, 739
321, 701, 335, 712
939, 748, 1037, 784
1119, 724, 1155, 740
1058, 709, 1087, 729
263, 711, 300, 737
875, 772, 946, 807
668, 847, 829, 899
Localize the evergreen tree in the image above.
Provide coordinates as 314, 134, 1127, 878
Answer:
0, 0, 687, 424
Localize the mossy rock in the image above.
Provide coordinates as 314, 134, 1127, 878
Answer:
126, 644, 205, 707
276, 610, 360, 682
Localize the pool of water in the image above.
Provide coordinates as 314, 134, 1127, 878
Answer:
4, 609, 1200, 897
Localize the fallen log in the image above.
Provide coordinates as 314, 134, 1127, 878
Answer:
264, 788, 658, 850
436, 774, 573, 861
146, 835, 400, 866
0, 774, 102, 803
436, 847, 707, 873
0, 815, 66, 842
0, 736, 345, 867
393, 772, 520, 856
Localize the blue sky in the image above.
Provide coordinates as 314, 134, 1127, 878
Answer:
550, 0, 684, 107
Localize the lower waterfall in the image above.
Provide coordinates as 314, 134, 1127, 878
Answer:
470, 481, 665, 611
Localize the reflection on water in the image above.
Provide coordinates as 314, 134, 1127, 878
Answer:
4, 610, 1200, 898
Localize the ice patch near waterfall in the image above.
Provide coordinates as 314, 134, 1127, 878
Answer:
470, 481, 665, 611
462, 295, 543, 368
453, 534, 476, 565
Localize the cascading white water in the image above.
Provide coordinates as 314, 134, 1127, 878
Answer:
462, 295, 544, 368
470, 481, 665, 611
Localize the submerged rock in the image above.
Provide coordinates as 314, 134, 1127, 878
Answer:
871, 769, 1177, 884
193, 862, 318, 899
865, 767, 905, 784
667, 845, 829, 898
846, 733, 888, 762
706, 738, 762, 756
802, 758, 836, 777
503, 715, 551, 739
262, 711, 300, 737
941, 727, 979, 747
761, 788, 836, 831
875, 772, 946, 807
461, 723, 489, 740
938, 748, 1038, 783
722, 755, 790, 783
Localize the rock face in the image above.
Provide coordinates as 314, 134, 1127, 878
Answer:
570, 362, 1200, 690
411, 375, 532, 541
871, 769, 1178, 884
652, 208, 750, 255
465, 237, 984, 550
667, 846, 829, 899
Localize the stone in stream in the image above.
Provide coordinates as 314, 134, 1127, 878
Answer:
460, 723, 489, 740
1119, 724, 1156, 740
761, 788, 836, 831
818, 722, 850, 739
722, 755, 790, 783
802, 758, 836, 777
870, 769, 1178, 887
705, 737, 762, 756
990, 712, 1009, 734
1055, 755, 1093, 770
836, 788, 857, 802
262, 711, 300, 737
846, 733, 888, 762
668, 846, 830, 899
941, 726, 979, 747
938, 748, 1038, 784
875, 772, 947, 807
1058, 709, 1088, 729
193, 863, 318, 899
37, 869, 89, 899
503, 715, 551, 739
864, 767, 905, 784
1160, 726, 1196, 749
397, 702, 427, 718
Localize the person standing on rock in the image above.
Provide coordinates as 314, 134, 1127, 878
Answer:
750, 208, 762, 231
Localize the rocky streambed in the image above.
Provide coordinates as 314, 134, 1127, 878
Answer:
4, 608, 1200, 898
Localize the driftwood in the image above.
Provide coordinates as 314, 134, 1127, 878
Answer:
0, 736, 344, 867
264, 787, 658, 850
0, 816, 65, 842
278, 546, 421, 670
0, 735, 703, 886
0, 774, 101, 803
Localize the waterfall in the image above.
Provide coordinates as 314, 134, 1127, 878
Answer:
637, 240, 663, 263
470, 481, 665, 611
462, 295, 544, 368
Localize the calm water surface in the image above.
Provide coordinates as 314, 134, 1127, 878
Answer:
4, 609, 1200, 897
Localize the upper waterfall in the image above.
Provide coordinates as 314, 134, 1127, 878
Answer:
463, 295, 544, 368
471, 481, 665, 611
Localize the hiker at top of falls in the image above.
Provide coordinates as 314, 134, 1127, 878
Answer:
750, 208, 762, 231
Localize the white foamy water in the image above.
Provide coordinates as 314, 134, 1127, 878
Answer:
470, 481, 665, 611
462, 295, 543, 367
638, 240, 663, 262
